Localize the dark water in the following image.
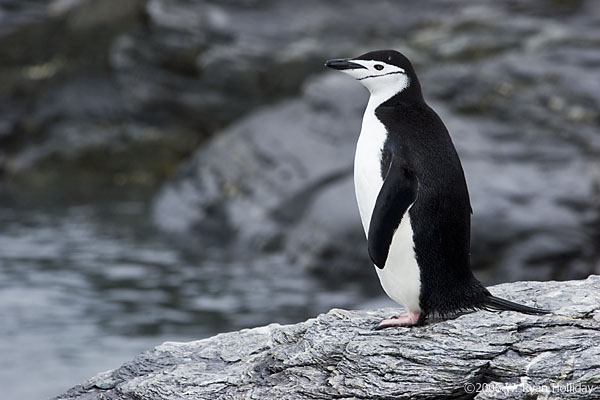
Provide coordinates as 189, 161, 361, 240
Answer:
0, 195, 379, 399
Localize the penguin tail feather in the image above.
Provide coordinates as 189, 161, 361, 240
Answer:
481, 295, 550, 315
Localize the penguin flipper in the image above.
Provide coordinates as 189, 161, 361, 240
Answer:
368, 158, 418, 269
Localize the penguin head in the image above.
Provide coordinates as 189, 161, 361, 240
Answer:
325, 50, 422, 104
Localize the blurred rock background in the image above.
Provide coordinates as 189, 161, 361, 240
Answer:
0, 0, 599, 398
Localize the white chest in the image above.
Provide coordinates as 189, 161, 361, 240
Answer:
353, 105, 422, 312
354, 109, 387, 235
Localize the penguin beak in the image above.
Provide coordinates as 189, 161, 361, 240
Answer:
325, 59, 367, 70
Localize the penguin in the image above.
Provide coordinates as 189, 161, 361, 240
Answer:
325, 50, 549, 328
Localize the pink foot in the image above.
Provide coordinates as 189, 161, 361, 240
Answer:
375, 311, 421, 330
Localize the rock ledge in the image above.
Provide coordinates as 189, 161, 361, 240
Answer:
55, 276, 600, 400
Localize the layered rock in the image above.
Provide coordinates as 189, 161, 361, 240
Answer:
54, 276, 600, 400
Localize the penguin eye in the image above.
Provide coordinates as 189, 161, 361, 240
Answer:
374, 64, 384, 71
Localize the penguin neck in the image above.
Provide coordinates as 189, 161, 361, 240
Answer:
366, 80, 425, 112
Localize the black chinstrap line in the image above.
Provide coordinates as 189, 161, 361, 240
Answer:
357, 70, 405, 80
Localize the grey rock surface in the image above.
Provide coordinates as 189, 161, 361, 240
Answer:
54, 275, 600, 400
152, 73, 371, 274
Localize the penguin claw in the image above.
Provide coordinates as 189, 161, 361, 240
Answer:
372, 322, 390, 331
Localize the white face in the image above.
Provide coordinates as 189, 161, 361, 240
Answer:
339, 59, 410, 102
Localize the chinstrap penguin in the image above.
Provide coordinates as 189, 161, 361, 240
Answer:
325, 50, 549, 328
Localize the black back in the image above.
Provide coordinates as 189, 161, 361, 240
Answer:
366, 51, 489, 316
